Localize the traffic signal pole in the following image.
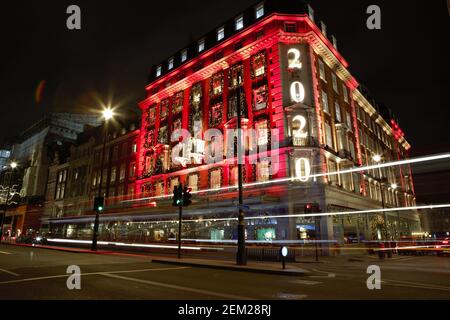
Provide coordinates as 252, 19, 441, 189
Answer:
236, 77, 247, 266
92, 122, 108, 251
178, 204, 182, 259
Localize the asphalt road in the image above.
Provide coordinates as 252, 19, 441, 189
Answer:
0, 244, 449, 300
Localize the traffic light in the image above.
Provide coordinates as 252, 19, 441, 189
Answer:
172, 185, 183, 207
304, 203, 319, 214
94, 196, 104, 212
182, 186, 192, 207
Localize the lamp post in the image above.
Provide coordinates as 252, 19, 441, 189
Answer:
236, 76, 247, 266
0, 161, 18, 241
372, 155, 389, 240
91, 108, 114, 251
390, 183, 399, 237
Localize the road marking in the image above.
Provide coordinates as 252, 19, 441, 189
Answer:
384, 279, 450, 292
0, 251, 12, 255
101, 273, 254, 300
276, 293, 308, 300
0, 266, 189, 286
290, 279, 321, 285
309, 268, 336, 278
0, 269, 19, 276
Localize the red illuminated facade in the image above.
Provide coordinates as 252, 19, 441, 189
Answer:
131, 0, 418, 243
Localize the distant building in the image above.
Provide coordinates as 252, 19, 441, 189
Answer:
1, 113, 102, 238
42, 119, 140, 237
0, 148, 11, 171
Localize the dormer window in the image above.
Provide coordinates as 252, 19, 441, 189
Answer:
156, 65, 162, 77
235, 15, 244, 30
181, 49, 187, 62
217, 27, 225, 41
168, 57, 174, 70
198, 39, 205, 52
255, 3, 264, 19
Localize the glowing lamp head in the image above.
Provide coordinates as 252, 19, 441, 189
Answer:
102, 108, 114, 121
281, 246, 288, 257
10, 162, 18, 169
391, 183, 398, 190
372, 154, 381, 163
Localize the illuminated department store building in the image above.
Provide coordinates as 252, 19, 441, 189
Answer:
122, 0, 421, 244
49, 1, 419, 244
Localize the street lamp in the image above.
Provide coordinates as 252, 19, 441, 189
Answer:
0, 161, 18, 241
91, 107, 115, 251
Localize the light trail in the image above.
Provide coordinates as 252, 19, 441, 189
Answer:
121, 152, 450, 204
46, 238, 224, 251
46, 203, 450, 226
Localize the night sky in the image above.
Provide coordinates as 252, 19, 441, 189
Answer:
0, 0, 449, 153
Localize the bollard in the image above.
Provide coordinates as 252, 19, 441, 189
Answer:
280, 246, 288, 269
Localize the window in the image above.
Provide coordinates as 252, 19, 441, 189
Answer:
257, 161, 270, 182
198, 39, 205, 52
252, 84, 268, 111
210, 71, 224, 96
255, 3, 264, 19
332, 73, 338, 93
327, 160, 338, 184
119, 164, 126, 181
318, 59, 326, 81
158, 126, 168, 144
346, 112, 352, 130
349, 139, 356, 160
110, 167, 117, 183
112, 145, 118, 161
188, 174, 199, 192
92, 171, 97, 187
209, 103, 223, 127
181, 49, 187, 62
342, 84, 349, 102
210, 169, 222, 189
255, 119, 269, 146
284, 22, 297, 33
129, 163, 136, 178
321, 91, 329, 113
325, 122, 334, 149
118, 185, 124, 197
55, 170, 67, 200
155, 181, 164, 196
132, 142, 137, 153
335, 102, 341, 122
235, 15, 244, 30
307, 4, 314, 21
217, 27, 225, 41
170, 177, 180, 192
102, 169, 108, 185
168, 57, 174, 70
156, 65, 162, 77
251, 51, 266, 78
172, 92, 184, 114
230, 167, 239, 186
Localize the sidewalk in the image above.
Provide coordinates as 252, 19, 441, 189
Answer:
152, 257, 310, 276
8, 243, 115, 255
